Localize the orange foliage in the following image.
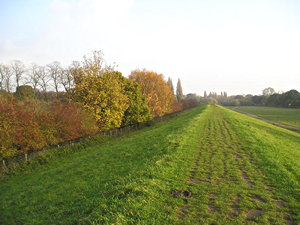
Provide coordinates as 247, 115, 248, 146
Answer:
0, 95, 98, 159
129, 69, 174, 117
172, 100, 184, 113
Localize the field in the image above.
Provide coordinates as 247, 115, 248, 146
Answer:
0, 105, 299, 224
230, 106, 300, 128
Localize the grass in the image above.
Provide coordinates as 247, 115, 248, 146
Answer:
229, 106, 300, 128
0, 105, 299, 224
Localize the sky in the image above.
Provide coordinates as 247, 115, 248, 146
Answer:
0, 0, 300, 96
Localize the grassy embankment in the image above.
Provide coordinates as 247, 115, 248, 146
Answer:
230, 106, 300, 128
0, 105, 299, 224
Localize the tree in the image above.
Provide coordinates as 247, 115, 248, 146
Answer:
38, 66, 50, 99
81, 50, 115, 76
129, 69, 174, 117
15, 85, 34, 99
0, 64, 4, 91
186, 93, 200, 102
176, 79, 184, 102
0, 63, 13, 93
167, 77, 174, 95
47, 61, 62, 97
28, 63, 42, 91
280, 89, 300, 107
60, 67, 75, 101
262, 87, 275, 96
120, 76, 151, 126
10, 60, 26, 88
75, 71, 129, 130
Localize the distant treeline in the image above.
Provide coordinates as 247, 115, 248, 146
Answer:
220, 88, 300, 108
184, 87, 300, 108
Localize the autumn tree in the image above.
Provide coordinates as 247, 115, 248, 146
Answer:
117, 75, 151, 126
15, 85, 34, 99
81, 50, 115, 77
129, 69, 174, 117
176, 78, 184, 102
75, 71, 129, 130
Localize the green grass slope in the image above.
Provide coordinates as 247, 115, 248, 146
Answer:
0, 106, 208, 224
0, 105, 299, 224
231, 106, 300, 128
172, 106, 299, 224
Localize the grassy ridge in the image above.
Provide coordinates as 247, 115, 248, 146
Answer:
0, 105, 299, 224
173, 106, 299, 224
231, 106, 300, 128
0, 105, 208, 224
221, 106, 300, 223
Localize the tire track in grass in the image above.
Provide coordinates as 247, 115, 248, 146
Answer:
175, 105, 296, 224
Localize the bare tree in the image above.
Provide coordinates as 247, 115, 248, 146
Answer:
82, 50, 116, 76
83, 50, 104, 75
0, 63, 13, 93
69, 60, 84, 85
59, 67, 75, 100
10, 60, 26, 88
0, 63, 5, 91
27, 63, 42, 91
47, 61, 62, 97
38, 66, 50, 99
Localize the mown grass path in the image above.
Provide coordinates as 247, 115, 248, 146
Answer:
0, 105, 299, 224
175, 106, 299, 224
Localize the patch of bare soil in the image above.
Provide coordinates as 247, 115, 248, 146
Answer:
234, 154, 241, 160
208, 193, 218, 198
241, 170, 248, 180
213, 180, 220, 185
189, 179, 201, 184
208, 204, 216, 213
231, 195, 241, 214
273, 199, 285, 208
247, 181, 254, 187
177, 206, 190, 219
171, 190, 193, 198
264, 184, 274, 191
251, 196, 266, 203
245, 209, 263, 219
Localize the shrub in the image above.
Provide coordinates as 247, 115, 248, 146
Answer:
172, 100, 184, 113
182, 99, 198, 109
0, 95, 98, 160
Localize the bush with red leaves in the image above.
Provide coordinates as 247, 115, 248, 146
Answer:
0, 95, 98, 159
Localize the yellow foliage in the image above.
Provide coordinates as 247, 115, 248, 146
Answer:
75, 71, 128, 130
